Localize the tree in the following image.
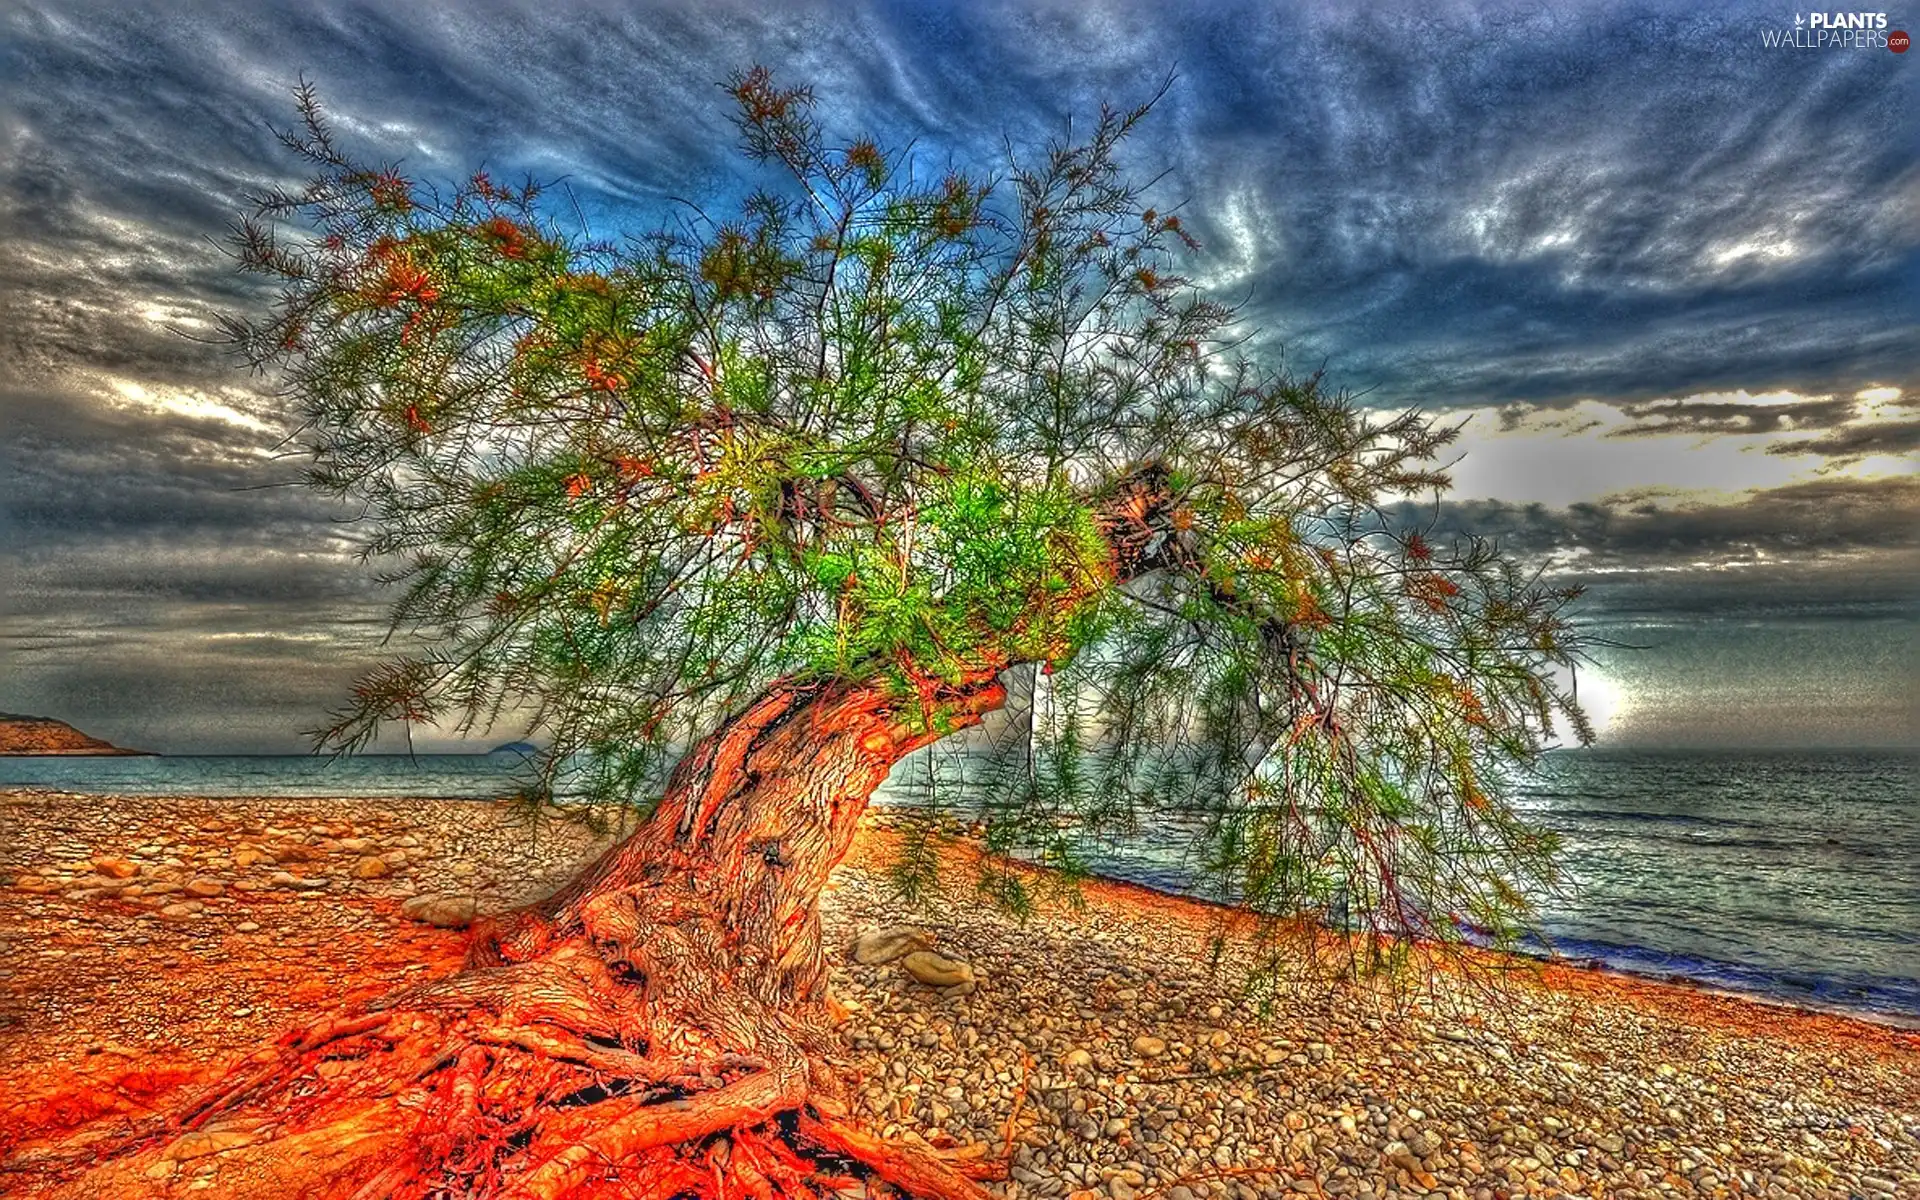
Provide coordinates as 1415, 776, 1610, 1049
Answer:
45, 69, 1587, 1199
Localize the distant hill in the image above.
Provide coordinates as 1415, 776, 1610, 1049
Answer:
488, 741, 541, 756
0, 713, 155, 756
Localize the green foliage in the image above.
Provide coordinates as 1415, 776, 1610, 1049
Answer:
232, 69, 1594, 971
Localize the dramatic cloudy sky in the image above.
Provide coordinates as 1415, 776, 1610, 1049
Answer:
1, 0, 1914, 753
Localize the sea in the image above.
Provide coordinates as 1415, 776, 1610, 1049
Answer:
3, 748, 1915, 1022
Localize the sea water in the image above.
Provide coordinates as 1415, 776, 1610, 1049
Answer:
4, 747, 1914, 1019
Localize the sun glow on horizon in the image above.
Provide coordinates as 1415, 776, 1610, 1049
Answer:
1568, 665, 1630, 743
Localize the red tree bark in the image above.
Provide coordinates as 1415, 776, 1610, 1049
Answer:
17, 676, 1010, 1200
13, 470, 1186, 1199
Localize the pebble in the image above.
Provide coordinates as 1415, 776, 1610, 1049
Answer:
6, 793, 1917, 1200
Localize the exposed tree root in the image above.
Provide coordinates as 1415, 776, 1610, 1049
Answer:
4, 677, 1012, 1199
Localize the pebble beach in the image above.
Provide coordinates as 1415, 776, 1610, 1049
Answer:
1, 789, 1915, 1200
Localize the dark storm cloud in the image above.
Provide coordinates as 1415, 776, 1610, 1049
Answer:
1607, 396, 1860, 438
1409, 477, 1920, 567
1765, 419, 1920, 460
1, 0, 1914, 748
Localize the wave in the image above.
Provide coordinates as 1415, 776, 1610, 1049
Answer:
1516, 932, 1920, 1022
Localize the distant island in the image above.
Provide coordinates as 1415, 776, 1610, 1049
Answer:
0, 713, 154, 756
487, 741, 541, 756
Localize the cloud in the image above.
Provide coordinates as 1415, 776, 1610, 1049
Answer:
1411, 476, 1920, 568
1765, 418, 1920, 461
1608, 395, 1859, 438
1, 0, 1915, 749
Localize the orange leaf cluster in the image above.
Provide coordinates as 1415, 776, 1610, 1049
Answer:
582, 358, 627, 392
479, 215, 528, 259
367, 245, 439, 308
1292, 591, 1331, 630
1405, 573, 1462, 613
367, 169, 411, 212
612, 456, 655, 484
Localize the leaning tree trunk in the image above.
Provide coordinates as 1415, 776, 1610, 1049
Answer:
21, 675, 1009, 1200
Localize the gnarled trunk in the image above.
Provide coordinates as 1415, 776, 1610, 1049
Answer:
14, 467, 1191, 1199
21, 675, 1008, 1200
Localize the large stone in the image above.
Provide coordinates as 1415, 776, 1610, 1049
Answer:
850, 925, 935, 965
900, 949, 974, 988
351, 855, 391, 879
400, 893, 479, 929
92, 857, 139, 879
1131, 1035, 1168, 1058
184, 878, 225, 898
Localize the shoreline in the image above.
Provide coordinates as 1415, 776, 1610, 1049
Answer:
3, 783, 1917, 1032
1020, 860, 1920, 1035
860, 812, 1920, 1048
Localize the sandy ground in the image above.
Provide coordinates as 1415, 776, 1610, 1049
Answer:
1, 790, 1915, 1200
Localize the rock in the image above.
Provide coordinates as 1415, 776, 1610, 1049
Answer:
1063, 1048, 1094, 1070
1408, 1128, 1443, 1157
158, 902, 202, 919
351, 855, 391, 879
1384, 1140, 1422, 1172
1131, 1035, 1168, 1058
900, 949, 974, 988
268, 871, 327, 891
851, 926, 935, 965
93, 857, 139, 879
336, 837, 376, 853
235, 921, 260, 933
400, 893, 478, 929
184, 878, 225, 898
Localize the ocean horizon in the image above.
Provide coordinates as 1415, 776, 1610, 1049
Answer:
4, 746, 1914, 1023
